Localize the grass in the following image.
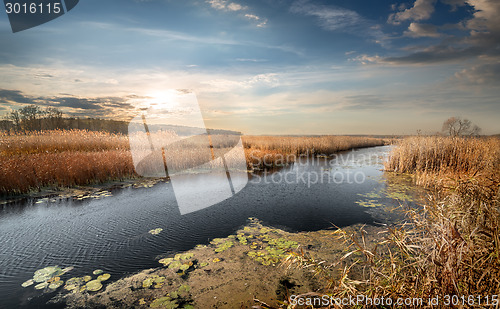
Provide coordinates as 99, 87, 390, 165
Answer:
283, 136, 500, 308
0, 130, 135, 195
243, 135, 387, 169
0, 130, 387, 196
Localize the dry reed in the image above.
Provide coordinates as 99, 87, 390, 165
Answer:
243, 136, 386, 169
284, 136, 500, 308
0, 130, 386, 195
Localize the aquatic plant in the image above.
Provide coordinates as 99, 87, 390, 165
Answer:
142, 277, 154, 288
97, 273, 110, 281
34, 282, 49, 290
214, 240, 233, 253
149, 228, 163, 235
48, 280, 64, 290
85, 280, 103, 292
93, 269, 103, 275
150, 297, 177, 309
159, 257, 174, 266
21, 279, 34, 287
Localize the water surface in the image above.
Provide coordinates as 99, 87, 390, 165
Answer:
0, 146, 417, 308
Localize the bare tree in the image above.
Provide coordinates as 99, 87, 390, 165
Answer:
19, 105, 44, 131
44, 107, 64, 129
8, 110, 21, 131
442, 117, 481, 137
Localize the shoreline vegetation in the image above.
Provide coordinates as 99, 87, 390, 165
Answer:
0, 129, 387, 196
283, 135, 499, 308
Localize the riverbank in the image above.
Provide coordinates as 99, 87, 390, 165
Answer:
55, 219, 386, 309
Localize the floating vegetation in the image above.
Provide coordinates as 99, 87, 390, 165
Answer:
74, 190, 113, 201
149, 228, 163, 235
22, 265, 74, 292
142, 277, 154, 288
159, 258, 174, 266
358, 191, 382, 199
33, 266, 64, 283
85, 280, 103, 292
150, 297, 177, 309
168, 261, 182, 270
97, 273, 110, 281
143, 275, 166, 289
83, 275, 92, 282
148, 284, 193, 308
48, 280, 64, 290
34, 282, 49, 290
199, 262, 209, 268
179, 263, 190, 271
21, 279, 34, 288
93, 269, 103, 275
212, 258, 221, 263
355, 199, 384, 208
214, 240, 233, 253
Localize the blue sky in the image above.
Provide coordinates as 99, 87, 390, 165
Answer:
0, 0, 499, 134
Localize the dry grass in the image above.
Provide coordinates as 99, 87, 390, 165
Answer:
243, 136, 386, 169
0, 130, 386, 196
385, 136, 500, 184
0, 130, 136, 195
283, 136, 500, 308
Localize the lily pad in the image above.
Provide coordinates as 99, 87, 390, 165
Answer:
48, 280, 64, 289
150, 297, 177, 309
21, 279, 34, 288
142, 277, 154, 288
159, 258, 174, 266
97, 273, 110, 281
33, 266, 63, 283
168, 261, 182, 269
64, 284, 78, 291
93, 269, 103, 275
86, 280, 103, 292
61, 266, 74, 274
34, 282, 48, 290
83, 275, 92, 282
148, 228, 163, 235
66, 277, 84, 286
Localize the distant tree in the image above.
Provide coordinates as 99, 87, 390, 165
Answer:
19, 105, 44, 131
442, 117, 481, 137
44, 107, 64, 129
8, 110, 21, 131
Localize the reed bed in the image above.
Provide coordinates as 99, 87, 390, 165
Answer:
0, 130, 136, 195
0, 130, 386, 195
243, 136, 386, 168
284, 136, 500, 308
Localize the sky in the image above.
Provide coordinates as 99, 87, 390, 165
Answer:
0, 0, 499, 135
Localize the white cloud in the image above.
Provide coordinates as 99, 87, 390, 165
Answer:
290, 0, 362, 31
454, 62, 500, 85
404, 22, 441, 37
350, 54, 383, 65
388, 0, 436, 24
244, 14, 268, 27
206, 0, 266, 27
227, 2, 244, 11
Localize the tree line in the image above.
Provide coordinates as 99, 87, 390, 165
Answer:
0, 105, 129, 134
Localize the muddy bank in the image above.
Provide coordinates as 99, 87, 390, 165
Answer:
54, 219, 385, 309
